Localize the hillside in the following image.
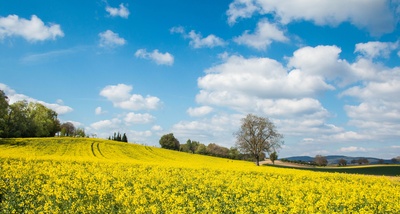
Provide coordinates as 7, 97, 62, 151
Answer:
283, 155, 393, 165
1, 138, 400, 213
0, 137, 252, 169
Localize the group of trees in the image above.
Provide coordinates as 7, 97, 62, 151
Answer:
0, 90, 60, 138
59, 122, 86, 137
159, 133, 259, 160
108, 132, 128, 143
159, 114, 284, 165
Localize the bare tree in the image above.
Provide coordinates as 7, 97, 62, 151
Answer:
235, 114, 283, 166
338, 158, 347, 166
315, 155, 328, 166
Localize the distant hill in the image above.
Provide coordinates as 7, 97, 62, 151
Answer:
282, 155, 393, 165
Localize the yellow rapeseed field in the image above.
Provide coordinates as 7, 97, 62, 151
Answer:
1, 138, 399, 213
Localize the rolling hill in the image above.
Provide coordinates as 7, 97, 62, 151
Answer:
1, 138, 400, 213
283, 155, 394, 165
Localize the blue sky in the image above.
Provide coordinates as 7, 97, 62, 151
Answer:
1, 0, 400, 159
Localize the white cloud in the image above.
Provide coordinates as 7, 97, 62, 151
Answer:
106, 3, 129, 18
234, 19, 288, 50
288, 45, 354, 86
135, 49, 174, 66
100, 84, 161, 111
355, 41, 399, 59
170, 27, 226, 48
151, 125, 163, 131
99, 30, 126, 48
124, 112, 155, 124
187, 106, 213, 117
172, 114, 242, 147
226, 0, 397, 35
95, 107, 106, 115
187, 30, 226, 48
226, 0, 259, 25
0, 83, 73, 115
0, 14, 64, 42
339, 146, 367, 153
90, 118, 121, 130
197, 52, 335, 103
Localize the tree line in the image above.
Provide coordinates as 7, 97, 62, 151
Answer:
0, 90, 60, 138
158, 133, 262, 161
108, 132, 128, 143
0, 90, 90, 139
159, 114, 284, 165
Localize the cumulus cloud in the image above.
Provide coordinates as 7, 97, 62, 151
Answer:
124, 112, 155, 124
197, 51, 336, 103
226, 0, 397, 35
234, 19, 288, 50
339, 146, 367, 153
0, 83, 73, 115
355, 41, 399, 59
100, 84, 161, 111
187, 106, 213, 117
151, 125, 163, 131
172, 114, 242, 147
226, 0, 259, 25
170, 26, 226, 48
0, 14, 64, 42
90, 118, 121, 130
99, 30, 126, 48
106, 3, 129, 18
288, 45, 354, 86
95, 107, 106, 115
135, 49, 174, 65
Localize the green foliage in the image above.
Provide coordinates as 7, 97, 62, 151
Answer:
269, 151, 278, 164
60, 122, 75, 137
0, 94, 61, 138
195, 143, 207, 155
0, 90, 8, 137
159, 133, 180, 151
75, 128, 86, 138
109, 132, 128, 143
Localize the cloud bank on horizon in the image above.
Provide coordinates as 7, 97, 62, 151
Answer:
1, 0, 399, 159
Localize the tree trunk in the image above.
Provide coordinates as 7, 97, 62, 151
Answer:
256, 155, 260, 166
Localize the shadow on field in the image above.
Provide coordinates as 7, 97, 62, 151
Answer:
0, 138, 27, 146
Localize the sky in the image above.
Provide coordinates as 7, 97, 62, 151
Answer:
1, 0, 400, 159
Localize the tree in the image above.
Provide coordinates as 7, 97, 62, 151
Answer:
235, 114, 283, 166
357, 158, 369, 165
338, 158, 347, 166
195, 143, 207, 154
206, 143, 229, 158
60, 122, 76, 137
28, 102, 60, 137
0, 90, 9, 137
122, 133, 128, 142
159, 133, 180, 151
228, 147, 240, 160
314, 155, 328, 166
75, 128, 86, 137
6, 101, 33, 137
269, 151, 278, 165
186, 139, 199, 154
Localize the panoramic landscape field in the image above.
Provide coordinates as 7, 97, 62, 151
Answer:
1, 138, 399, 213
